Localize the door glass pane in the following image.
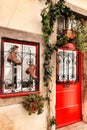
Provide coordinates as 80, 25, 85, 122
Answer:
57, 49, 77, 82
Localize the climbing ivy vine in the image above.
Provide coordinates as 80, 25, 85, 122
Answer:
41, 0, 74, 95
41, 0, 75, 129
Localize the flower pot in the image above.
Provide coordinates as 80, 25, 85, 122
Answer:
63, 29, 76, 39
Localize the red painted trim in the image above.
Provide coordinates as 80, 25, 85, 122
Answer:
0, 37, 40, 95
0, 91, 40, 98
62, 42, 76, 50
1, 37, 39, 46
78, 52, 83, 118
56, 48, 82, 128
0, 39, 4, 93
35, 43, 40, 90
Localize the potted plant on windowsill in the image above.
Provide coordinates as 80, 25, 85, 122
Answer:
57, 19, 87, 52
22, 93, 45, 115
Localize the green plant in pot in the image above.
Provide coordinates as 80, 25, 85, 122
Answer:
63, 15, 76, 39
56, 16, 77, 49
74, 20, 87, 52
22, 94, 45, 115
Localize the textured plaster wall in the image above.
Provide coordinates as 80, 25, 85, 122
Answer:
0, 0, 86, 34
0, 0, 56, 129
0, 0, 45, 34
0, 0, 87, 130
0, 26, 50, 130
0, 104, 47, 130
67, 0, 87, 10
0, 0, 48, 129
82, 52, 87, 122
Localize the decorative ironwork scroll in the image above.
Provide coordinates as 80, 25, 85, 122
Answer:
1, 38, 39, 94
56, 49, 79, 84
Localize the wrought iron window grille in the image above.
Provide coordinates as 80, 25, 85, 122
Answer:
0, 38, 39, 94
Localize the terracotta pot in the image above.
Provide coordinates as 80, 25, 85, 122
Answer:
63, 42, 76, 50
63, 29, 76, 39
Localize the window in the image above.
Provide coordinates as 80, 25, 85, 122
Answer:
0, 38, 39, 96
56, 49, 79, 83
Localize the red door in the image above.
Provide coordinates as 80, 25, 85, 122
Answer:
56, 47, 82, 128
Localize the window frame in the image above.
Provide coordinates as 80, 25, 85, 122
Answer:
56, 48, 79, 84
0, 37, 40, 98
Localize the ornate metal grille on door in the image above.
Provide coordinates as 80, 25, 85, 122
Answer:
56, 49, 79, 84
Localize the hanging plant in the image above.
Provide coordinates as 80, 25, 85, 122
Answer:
22, 94, 45, 115
74, 20, 87, 52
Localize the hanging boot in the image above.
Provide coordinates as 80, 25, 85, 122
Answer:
25, 64, 37, 79
7, 51, 21, 65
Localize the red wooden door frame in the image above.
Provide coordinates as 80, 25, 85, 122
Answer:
56, 46, 82, 128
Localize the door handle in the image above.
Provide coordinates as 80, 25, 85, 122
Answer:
63, 84, 70, 88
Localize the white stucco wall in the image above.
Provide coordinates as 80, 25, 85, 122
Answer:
0, 0, 87, 34
0, 104, 48, 130
0, 0, 45, 34
0, 1, 48, 130
67, 0, 87, 10
0, 0, 87, 130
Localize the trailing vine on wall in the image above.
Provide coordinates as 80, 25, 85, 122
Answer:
41, 0, 75, 129
41, 0, 74, 87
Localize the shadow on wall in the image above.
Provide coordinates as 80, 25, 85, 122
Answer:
0, 114, 14, 130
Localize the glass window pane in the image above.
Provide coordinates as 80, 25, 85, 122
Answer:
57, 49, 76, 82
1, 38, 39, 94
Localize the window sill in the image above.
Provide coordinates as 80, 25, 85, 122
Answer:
0, 91, 40, 98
